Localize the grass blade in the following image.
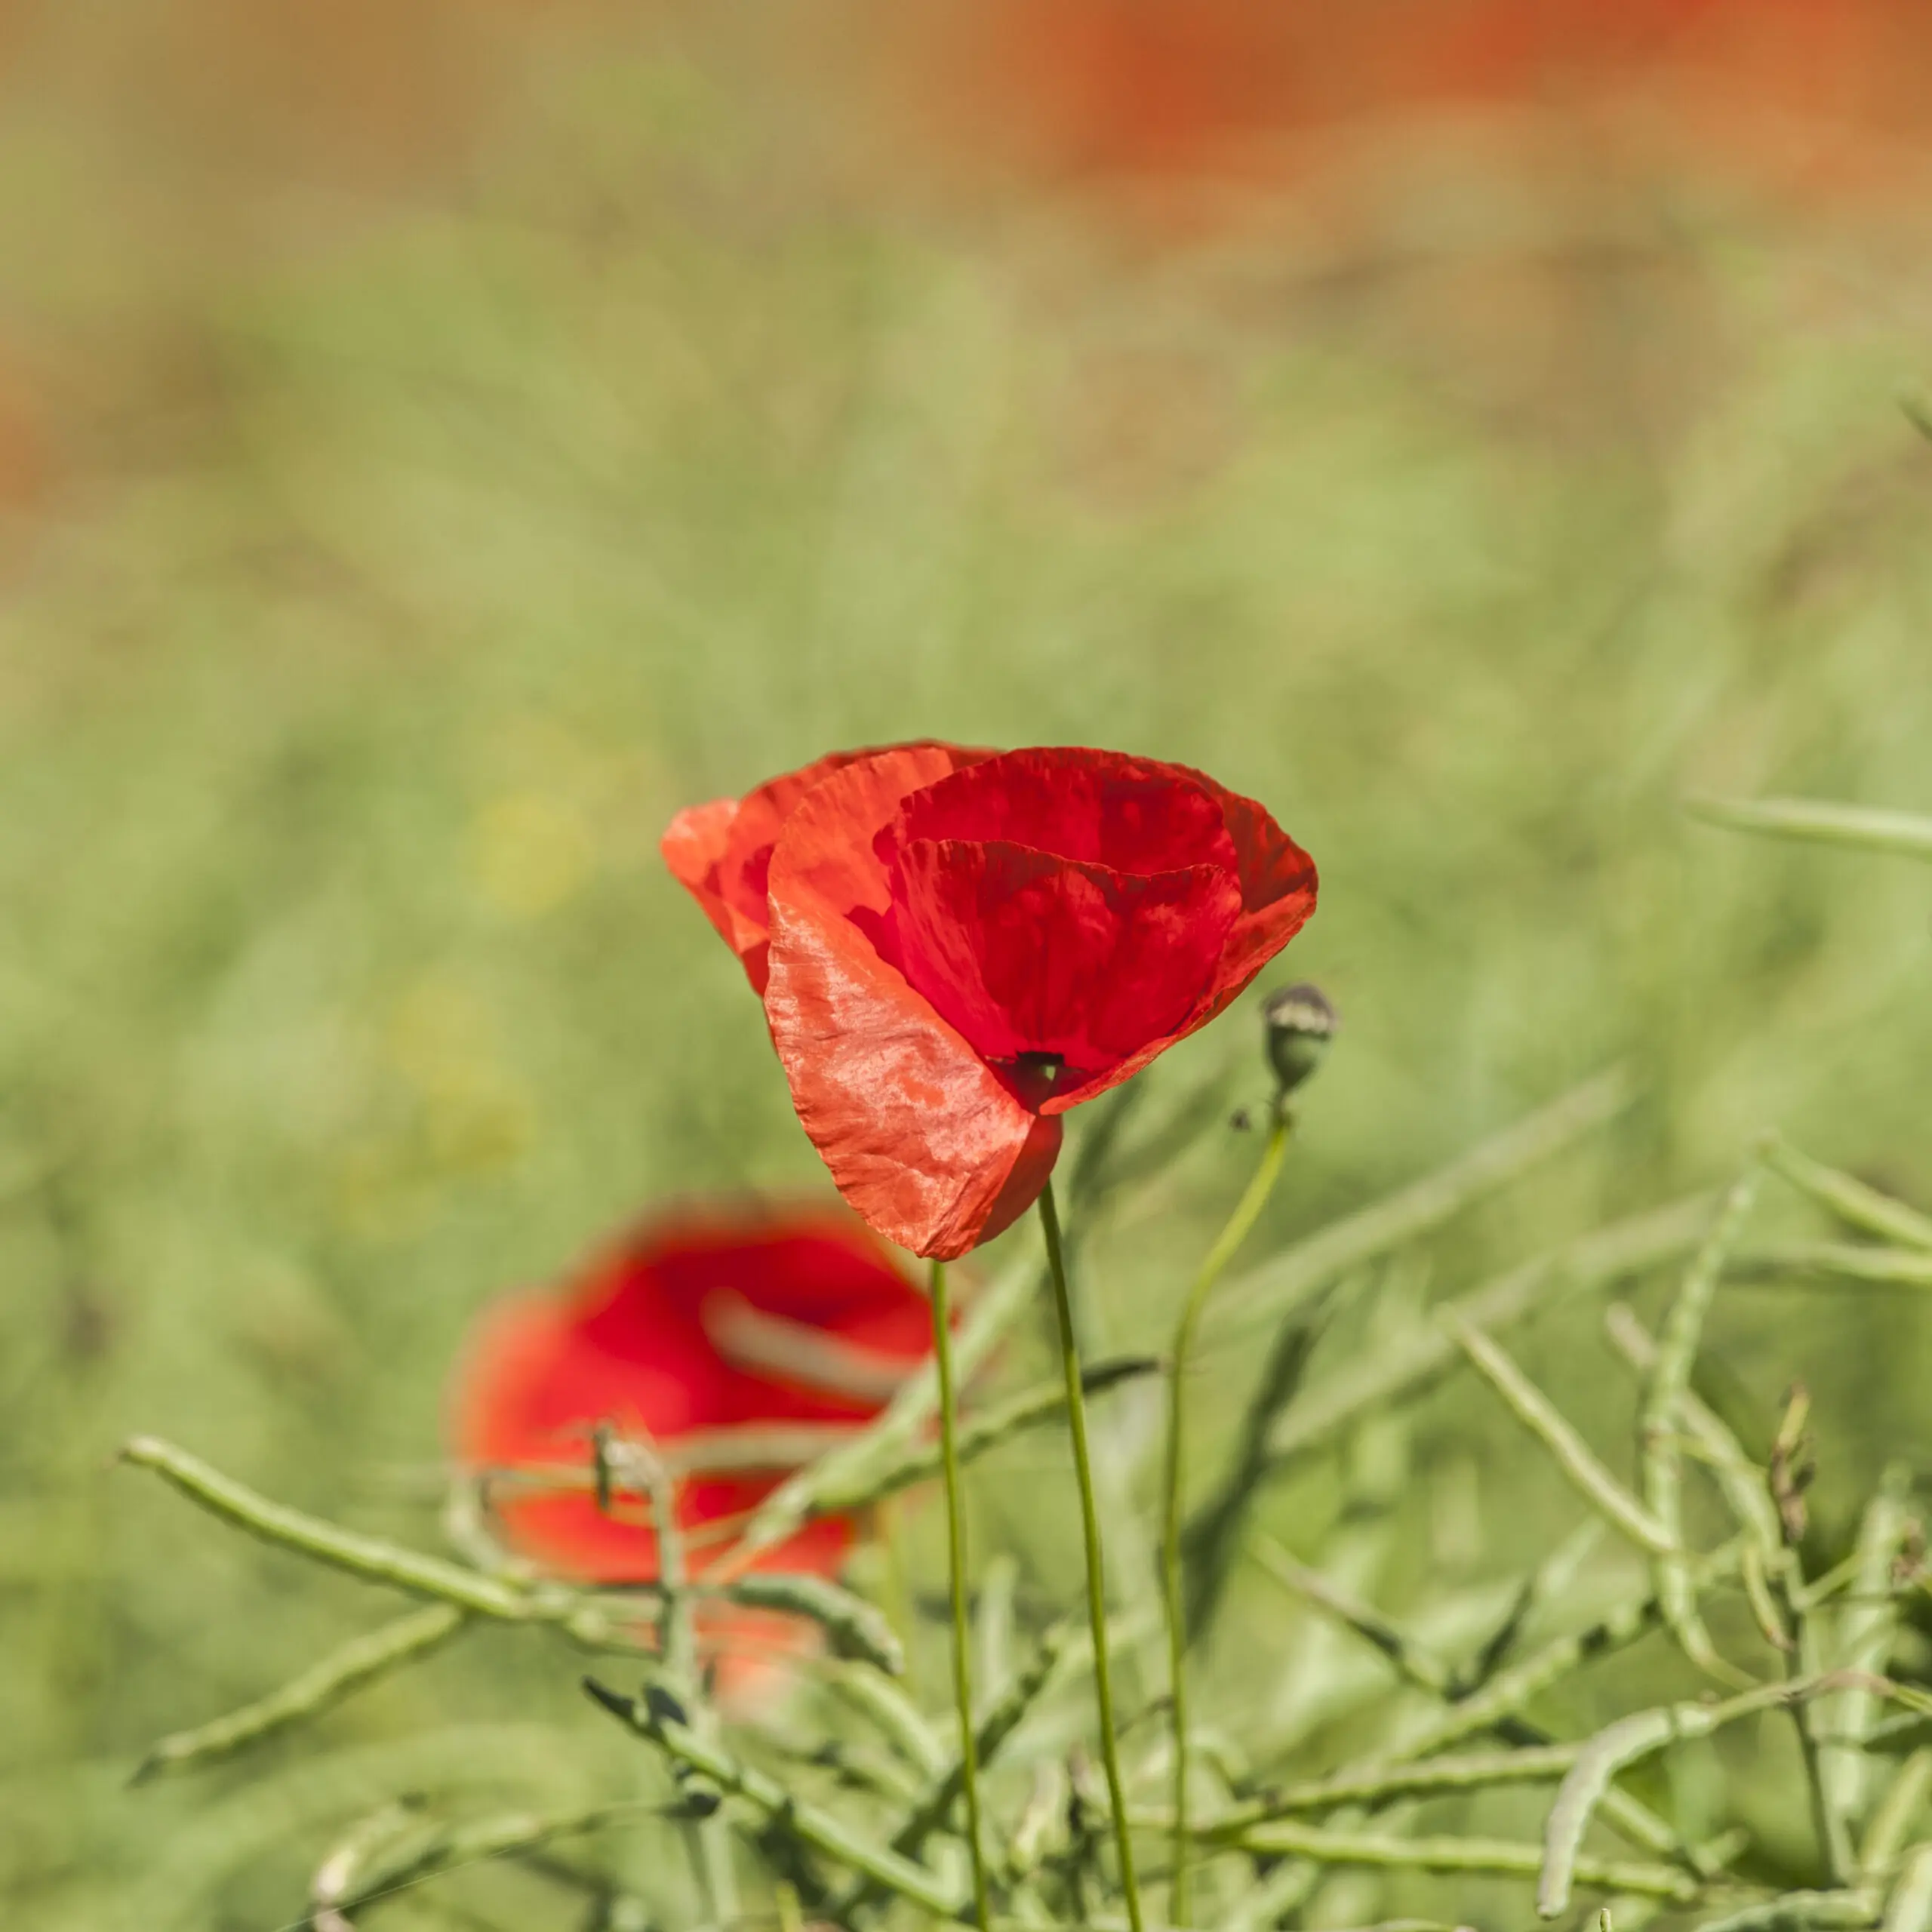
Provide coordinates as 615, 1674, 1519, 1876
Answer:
1728, 1246, 1932, 1291
1765, 1140, 1932, 1256
1689, 796, 1932, 862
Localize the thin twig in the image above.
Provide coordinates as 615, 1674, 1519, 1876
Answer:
1641, 1161, 1764, 1682
1161, 1815, 1700, 1903
927, 1256, 992, 1932
585, 1678, 961, 1917
1447, 1315, 1674, 1556
134, 1603, 467, 1782
1250, 1536, 1454, 1697
121, 1437, 539, 1620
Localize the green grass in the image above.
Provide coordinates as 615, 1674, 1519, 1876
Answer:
5, 15, 1932, 1927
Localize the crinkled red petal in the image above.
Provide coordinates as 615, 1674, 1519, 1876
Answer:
764, 748, 1062, 1258
663, 745, 980, 993
1040, 764, 1318, 1112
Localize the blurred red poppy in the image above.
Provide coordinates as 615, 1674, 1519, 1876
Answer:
450, 1206, 932, 1608
668, 744, 1315, 1259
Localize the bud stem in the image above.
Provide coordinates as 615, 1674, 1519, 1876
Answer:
1162, 1108, 1294, 1924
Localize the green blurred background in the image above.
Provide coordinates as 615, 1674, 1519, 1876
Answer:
5, 5, 1932, 1924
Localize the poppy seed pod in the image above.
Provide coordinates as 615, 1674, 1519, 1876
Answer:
1262, 982, 1336, 1099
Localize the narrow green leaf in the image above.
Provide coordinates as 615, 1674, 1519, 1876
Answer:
1689, 795, 1932, 862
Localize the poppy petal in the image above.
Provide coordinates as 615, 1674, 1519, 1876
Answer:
661, 796, 749, 953
1196, 773, 1321, 992
1040, 771, 1318, 1112
450, 1208, 932, 1583
889, 745, 1239, 876
663, 745, 984, 993
889, 838, 1241, 1078
765, 749, 1064, 1258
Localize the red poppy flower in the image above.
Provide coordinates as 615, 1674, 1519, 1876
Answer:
450, 1205, 932, 1604
667, 744, 1316, 1260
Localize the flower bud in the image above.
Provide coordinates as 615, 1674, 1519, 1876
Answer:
1262, 983, 1337, 1099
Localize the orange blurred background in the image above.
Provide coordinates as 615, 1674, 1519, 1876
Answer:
5, 0, 1931, 544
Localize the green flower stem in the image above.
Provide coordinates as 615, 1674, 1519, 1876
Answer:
1379, 1542, 1745, 1764
1249, 1534, 1454, 1698
1770, 1561, 1857, 1887
134, 1603, 468, 1782
931, 1257, 994, 1932
1727, 1244, 1932, 1291
735, 1235, 1041, 1562
1039, 1177, 1146, 1932
1242, 1531, 1703, 1874
1162, 1108, 1292, 1924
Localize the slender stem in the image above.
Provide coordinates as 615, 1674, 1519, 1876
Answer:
135, 1603, 468, 1782
630, 1435, 738, 1931
931, 1257, 993, 1932
1039, 1178, 1146, 1932
1163, 1109, 1291, 1924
